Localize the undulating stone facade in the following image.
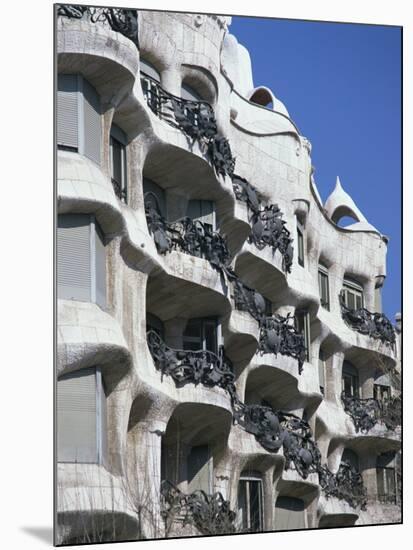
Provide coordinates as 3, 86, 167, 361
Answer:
55, 6, 402, 544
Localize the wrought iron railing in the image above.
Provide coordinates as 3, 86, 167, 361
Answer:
232, 278, 268, 322
57, 4, 139, 49
339, 293, 396, 346
319, 460, 367, 510
160, 480, 236, 535
258, 313, 307, 373
146, 330, 236, 398
341, 392, 401, 433
231, 174, 294, 272
144, 197, 232, 270
140, 73, 235, 178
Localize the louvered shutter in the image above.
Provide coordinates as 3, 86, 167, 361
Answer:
318, 358, 325, 390
57, 368, 97, 463
57, 214, 91, 302
274, 497, 306, 530
57, 74, 79, 149
83, 79, 101, 165
187, 445, 212, 493
95, 222, 106, 309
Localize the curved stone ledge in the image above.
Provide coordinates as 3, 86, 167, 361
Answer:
317, 495, 359, 527
57, 300, 131, 378
57, 16, 139, 97
56, 463, 139, 543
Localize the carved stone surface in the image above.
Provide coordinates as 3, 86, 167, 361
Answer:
57, 4, 139, 48
342, 392, 401, 433
340, 293, 396, 346
231, 175, 294, 273
161, 481, 236, 535
319, 460, 367, 510
258, 313, 307, 373
146, 330, 237, 398
144, 197, 231, 269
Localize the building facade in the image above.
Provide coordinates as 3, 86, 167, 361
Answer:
55, 6, 402, 544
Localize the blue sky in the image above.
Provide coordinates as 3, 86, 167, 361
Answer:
230, 17, 401, 320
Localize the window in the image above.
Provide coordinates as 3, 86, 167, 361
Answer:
318, 354, 326, 395
187, 445, 213, 494
181, 83, 202, 101
146, 313, 165, 339
57, 367, 107, 464
186, 200, 215, 231
341, 449, 359, 471
342, 361, 359, 398
140, 58, 161, 110
274, 496, 306, 531
183, 318, 219, 355
342, 279, 364, 310
376, 452, 396, 503
318, 266, 330, 310
57, 74, 101, 165
297, 221, 305, 267
295, 311, 310, 362
57, 214, 106, 308
238, 474, 264, 532
374, 384, 391, 403
110, 124, 128, 202
143, 177, 167, 218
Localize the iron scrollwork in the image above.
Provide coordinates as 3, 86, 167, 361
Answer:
140, 74, 236, 179
231, 175, 294, 273
342, 392, 401, 433
146, 330, 236, 398
57, 5, 139, 49
258, 313, 307, 374
144, 194, 232, 270
339, 293, 396, 346
319, 461, 367, 510
160, 481, 236, 535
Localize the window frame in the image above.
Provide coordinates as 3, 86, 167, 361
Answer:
183, 317, 220, 355
342, 361, 360, 398
110, 124, 128, 203
295, 310, 311, 362
342, 279, 364, 310
297, 220, 305, 267
318, 265, 330, 310
237, 473, 264, 533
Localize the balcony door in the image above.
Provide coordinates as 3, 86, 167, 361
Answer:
183, 318, 219, 355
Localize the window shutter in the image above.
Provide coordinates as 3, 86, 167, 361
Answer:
57, 214, 91, 302
94, 222, 106, 310
57, 74, 79, 149
57, 368, 98, 463
83, 79, 101, 165
274, 497, 306, 530
318, 359, 325, 390
187, 445, 212, 493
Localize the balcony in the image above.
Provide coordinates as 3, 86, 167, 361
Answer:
232, 175, 294, 273
145, 202, 231, 270
339, 293, 396, 347
146, 330, 236, 398
140, 73, 235, 178
319, 461, 367, 510
57, 5, 139, 49
258, 314, 307, 373
233, 402, 321, 479
160, 480, 236, 536
341, 392, 401, 433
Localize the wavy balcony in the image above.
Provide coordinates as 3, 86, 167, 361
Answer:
160, 480, 236, 537
140, 72, 235, 179
341, 393, 401, 434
